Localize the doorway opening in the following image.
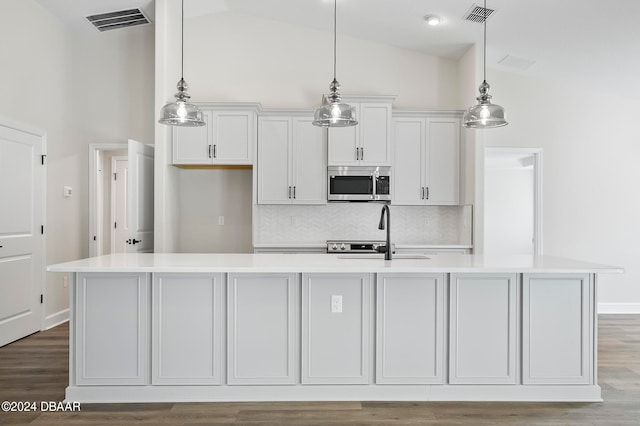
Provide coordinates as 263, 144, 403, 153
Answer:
89, 144, 127, 257
484, 147, 542, 255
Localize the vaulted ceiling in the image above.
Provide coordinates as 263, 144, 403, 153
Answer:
35, 0, 640, 100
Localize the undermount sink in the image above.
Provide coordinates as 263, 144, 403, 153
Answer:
336, 254, 431, 260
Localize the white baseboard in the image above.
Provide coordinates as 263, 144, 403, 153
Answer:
44, 308, 69, 330
598, 303, 640, 314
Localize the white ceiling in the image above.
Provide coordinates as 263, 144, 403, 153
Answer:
35, 0, 640, 100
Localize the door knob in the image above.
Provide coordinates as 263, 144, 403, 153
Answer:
132, 239, 141, 244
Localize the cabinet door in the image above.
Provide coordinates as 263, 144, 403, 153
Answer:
376, 273, 445, 384
523, 274, 591, 384
302, 273, 371, 384
292, 117, 326, 204
449, 273, 518, 384
258, 117, 292, 204
392, 117, 425, 205
172, 110, 212, 165
359, 103, 391, 166
152, 273, 222, 385
212, 110, 255, 165
227, 273, 299, 384
425, 118, 460, 205
327, 104, 360, 165
75, 273, 149, 385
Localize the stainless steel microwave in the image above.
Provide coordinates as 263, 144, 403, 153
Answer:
328, 166, 391, 201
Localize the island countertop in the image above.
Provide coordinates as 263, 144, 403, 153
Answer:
48, 253, 623, 274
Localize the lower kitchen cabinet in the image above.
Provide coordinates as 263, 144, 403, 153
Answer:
522, 274, 592, 384
302, 273, 372, 384
227, 273, 299, 384
152, 273, 223, 385
75, 273, 149, 385
449, 273, 518, 384
376, 273, 445, 384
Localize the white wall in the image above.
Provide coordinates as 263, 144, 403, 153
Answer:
184, 12, 460, 109
0, 1, 154, 326
485, 69, 640, 312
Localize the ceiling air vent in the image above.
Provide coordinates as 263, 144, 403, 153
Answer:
463, 4, 495, 23
85, 8, 151, 32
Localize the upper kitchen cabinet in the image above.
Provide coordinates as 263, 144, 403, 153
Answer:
327, 96, 395, 166
392, 111, 461, 205
258, 112, 327, 205
171, 103, 259, 166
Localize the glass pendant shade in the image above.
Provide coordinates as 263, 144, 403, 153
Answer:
463, 0, 508, 129
312, 0, 357, 128
313, 80, 357, 127
159, 78, 205, 127
158, 0, 205, 127
463, 80, 507, 128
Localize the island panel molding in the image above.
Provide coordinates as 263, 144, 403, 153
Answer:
152, 273, 223, 385
227, 273, 299, 385
376, 273, 445, 384
75, 272, 149, 386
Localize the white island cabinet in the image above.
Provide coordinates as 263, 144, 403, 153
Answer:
49, 253, 621, 403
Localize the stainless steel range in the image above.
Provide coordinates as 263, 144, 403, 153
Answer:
326, 240, 393, 254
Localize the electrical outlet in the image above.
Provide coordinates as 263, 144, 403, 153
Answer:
290, 216, 297, 226
331, 295, 342, 313
424, 217, 430, 227
63, 275, 68, 288
218, 216, 225, 225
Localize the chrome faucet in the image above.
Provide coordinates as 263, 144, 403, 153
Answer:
376, 204, 392, 260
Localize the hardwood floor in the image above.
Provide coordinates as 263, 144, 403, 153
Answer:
1, 315, 639, 425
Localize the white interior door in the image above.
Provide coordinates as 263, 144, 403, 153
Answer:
111, 156, 129, 253
484, 148, 542, 255
0, 123, 43, 347
127, 140, 154, 253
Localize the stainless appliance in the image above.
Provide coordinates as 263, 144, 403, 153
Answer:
328, 166, 391, 201
326, 240, 393, 254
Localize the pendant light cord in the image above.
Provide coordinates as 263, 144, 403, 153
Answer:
181, 0, 185, 80
483, 0, 487, 82
333, 0, 337, 80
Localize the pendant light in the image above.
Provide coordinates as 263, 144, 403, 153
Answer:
463, 0, 507, 128
159, 0, 205, 127
312, 0, 357, 127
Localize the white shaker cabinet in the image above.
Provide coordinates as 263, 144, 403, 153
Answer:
172, 106, 257, 165
392, 112, 461, 205
74, 273, 150, 385
258, 114, 326, 204
227, 273, 299, 385
302, 273, 372, 384
328, 97, 395, 166
449, 273, 518, 384
151, 273, 223, 385
376, 273, 445, 384
522, 274, 592, 384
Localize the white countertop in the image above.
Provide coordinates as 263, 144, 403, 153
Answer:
48, 253, 623, 274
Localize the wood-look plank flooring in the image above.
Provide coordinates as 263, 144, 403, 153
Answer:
1, 315, 639, 425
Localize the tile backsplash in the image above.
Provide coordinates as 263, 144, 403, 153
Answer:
255, 204, 472, 245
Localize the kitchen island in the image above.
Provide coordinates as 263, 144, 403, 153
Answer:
48, 253, 621, 403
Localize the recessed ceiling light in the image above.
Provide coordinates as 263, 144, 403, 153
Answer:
424, 15, 442, 26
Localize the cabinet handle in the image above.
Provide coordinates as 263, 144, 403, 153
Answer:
360, 147, 364, 160
208, 145, 213, 159
213, 144, 217, 158
426, 187, 429, 200
421, 187, 425, 199
288, 186, 291, 199
355, 147, 359, 160
293, 186, 296, 199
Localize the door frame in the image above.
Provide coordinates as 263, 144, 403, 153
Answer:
88, 143, 127, 257
483, 147, 543, 255
0, 116, 47, 331
110, 156, 128, 253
